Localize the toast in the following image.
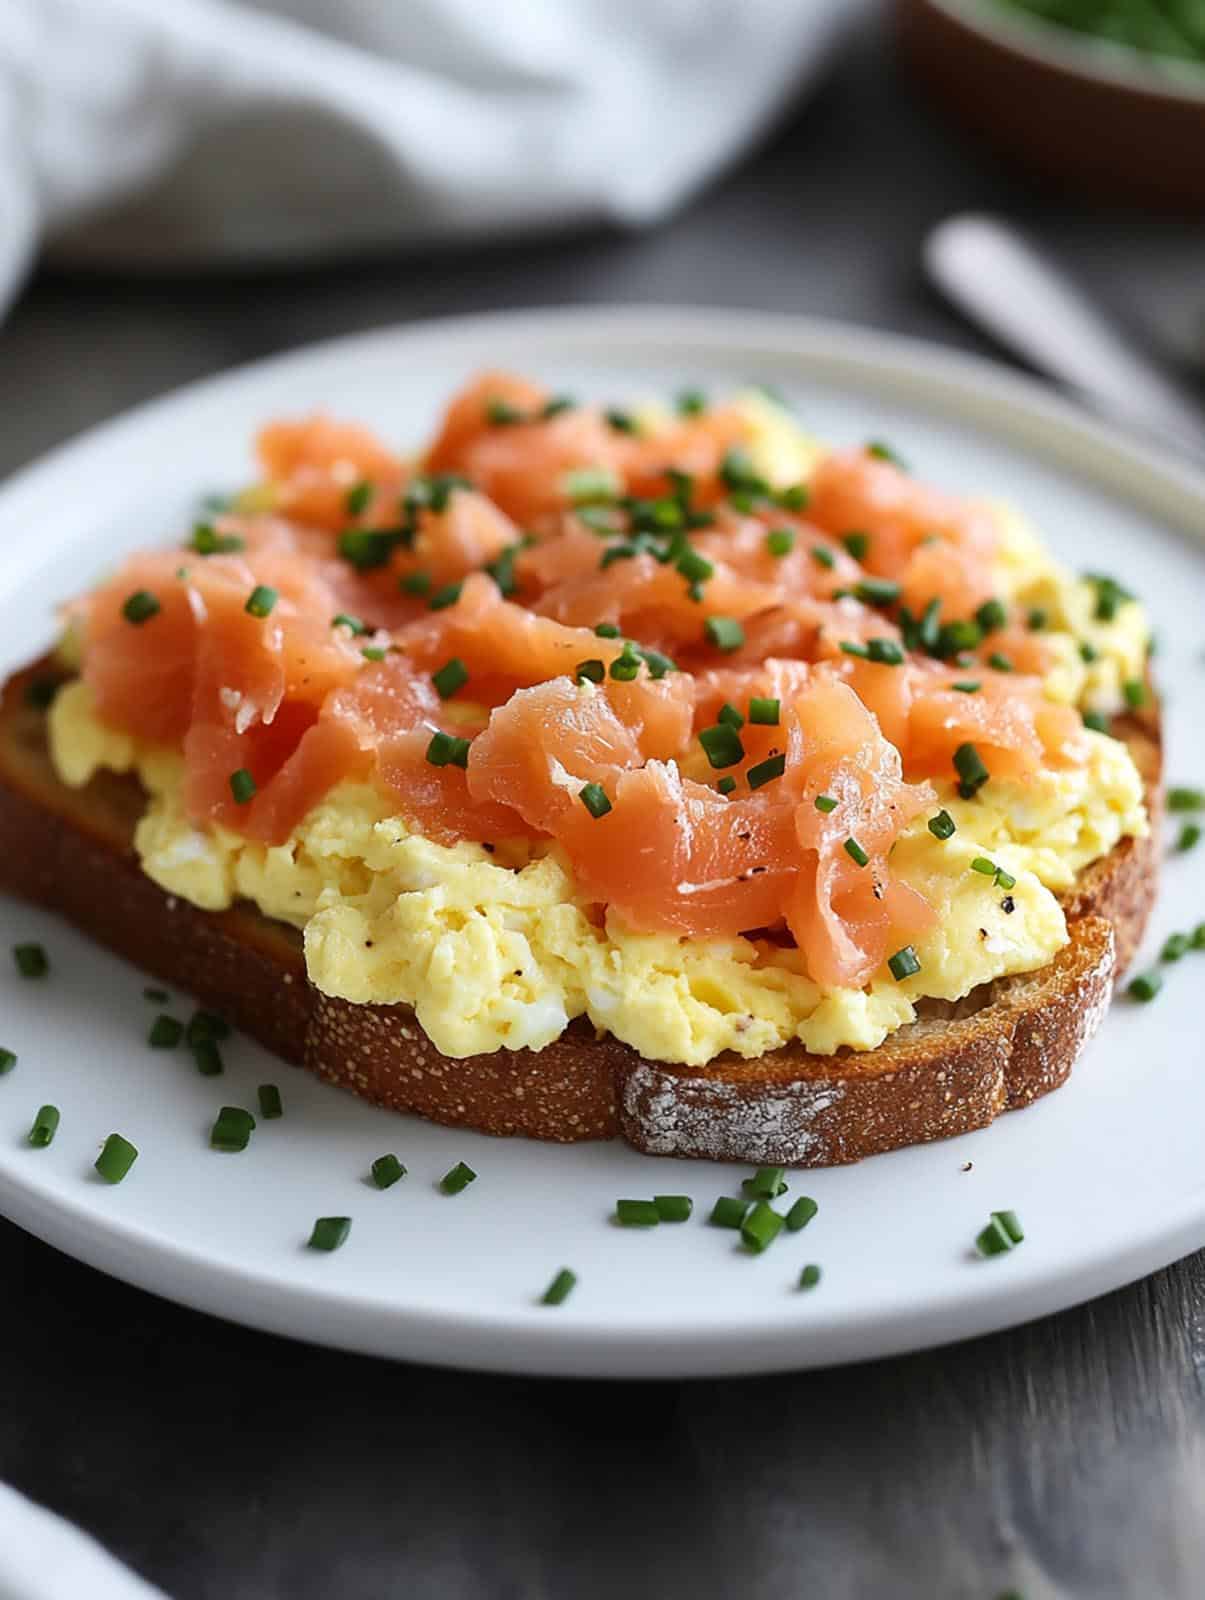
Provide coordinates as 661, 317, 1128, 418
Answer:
0, 655, 1161, 1166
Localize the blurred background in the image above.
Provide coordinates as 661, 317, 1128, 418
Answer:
1, 2, 1205, 1597
1, 0, 1203, 469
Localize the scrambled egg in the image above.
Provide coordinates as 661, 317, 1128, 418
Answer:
48, 675, 1145, 1066
45, 401, 1150, 1067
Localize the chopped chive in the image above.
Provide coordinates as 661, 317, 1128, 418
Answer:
987, 653, 1013, 673
191, 1040, 224, 1077
976, 1216, 1016, 1257
699, 723, 745, 770
971, 856, 998, 876
989, 1211, 1023, 1246
122, 589, 160, 624
593, 621, 621, 638
766, 527, 796, 558
95, 1133, 138, 1184
540, 395, 575, 419
654, 1195, 694, 1222
229, 768, 256, 805
244, 584, 278, 618
1192, 924, 1205, 950
371, 1153, 406, 1189
996, 868, 1017, 891
1027, 607, 1048, 631
951, 680, 981, 694
425, 731, 471, 769
953, 742, 989, 798
1162, 933, 1190, 963
345, 480, 373, 516
0, 1048, 16, 1074
704, 616, 745, 653
1123, 678, 1147, 709
28, 1104, 60, 1148
815, 793, 838, 814
786, 1195, 818, 1232
866, 638, 905, 666
13, 944, 48, 979
401, 570, 432, 597
189, 523, 244, 555
485, 397, 524, 425
1167, 787, 1204, 811
1083, 709, 1111, 734
975, 597, 1007, 633
638, 647, 676, 680
740, 1200, 785, 1253
1128, 970, 1162, 1002
839, 641, 870, 660
338, 528, 403, 570
331, 612, 367, 635
428, 581, 464, 611
717, 701, 745, 729
308, 1216, 351, 1251
867, 439, 907, 469
928, 809, 956, 840
432, 657, 469, 699
888, 945, 921, 981
360, 647, 387, 662
744, 1166, 787, 1199
677, 548, 714, 584
257, 1084, 283, 1120
842, 531, 870, 561
798, 1263, 822, 1290
1085, 572, 1133, 622
148, 1015, 183, 1049
1178, 823, 1201, 853
747, 753, 786, 790
578, 782, 612, 819
854, 577, 901, 607
809, 542, 835, 569
775, 484, 809, 512
710, 1195, 750, 1229
439, 1161, 477, 1195
604, 408, 638, 435
676, 388, 707, 416
575, 658, 606, 685
541, 1267, 578, 1305
609, 644, 642, 682
615, 1198, 659, 1227
210, 1106, 256, 1153
843, 837, 869, 868
1079, 641, 1099, 663
749, 696, 780, 726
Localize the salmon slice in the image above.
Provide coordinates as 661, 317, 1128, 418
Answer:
257, 416, 407, 531
424, 371, 752, 526
467, 680, 798, 936
808, 449, 999, 581
782, 674, 936, 989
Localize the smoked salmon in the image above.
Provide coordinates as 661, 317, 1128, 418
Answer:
70, 371, 1095, 991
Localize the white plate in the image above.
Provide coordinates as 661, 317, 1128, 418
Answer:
1, 307, 1203, 1379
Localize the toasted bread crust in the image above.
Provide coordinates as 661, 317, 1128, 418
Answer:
0, 658, 1160, 1165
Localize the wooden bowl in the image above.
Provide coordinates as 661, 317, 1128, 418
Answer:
895, 0, 1205, 210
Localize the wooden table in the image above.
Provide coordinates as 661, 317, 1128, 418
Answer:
2, 22, 1203, 1600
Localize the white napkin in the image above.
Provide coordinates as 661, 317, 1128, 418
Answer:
0, 1483, 167, 1600
0, 0, 856, 322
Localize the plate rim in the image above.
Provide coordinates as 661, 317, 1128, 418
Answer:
1, 302, 1202, 1378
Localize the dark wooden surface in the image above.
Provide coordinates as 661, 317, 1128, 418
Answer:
2, 19, 1204, 1599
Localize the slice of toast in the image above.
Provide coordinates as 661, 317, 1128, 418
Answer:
0, 656, 1161, 1166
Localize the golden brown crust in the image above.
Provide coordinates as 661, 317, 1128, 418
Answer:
0, 657, 1160, 1166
